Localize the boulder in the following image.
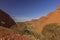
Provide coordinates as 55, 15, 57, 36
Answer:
0, 9, 16, 28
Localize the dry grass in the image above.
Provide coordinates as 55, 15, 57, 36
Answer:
0, 26, 30, 40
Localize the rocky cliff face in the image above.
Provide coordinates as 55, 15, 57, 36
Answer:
0, 9, 16, 28
25, 5, 60, 33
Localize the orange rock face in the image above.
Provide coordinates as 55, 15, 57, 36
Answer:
26, 5, 60, 33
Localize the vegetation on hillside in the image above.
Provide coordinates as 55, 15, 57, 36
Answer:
0, 26, 30, 40
2, 22, 60, 40
15, 22, 41, 40
42, 23, 60, 40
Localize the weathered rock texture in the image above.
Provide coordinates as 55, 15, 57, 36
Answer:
0, 9, 16, 28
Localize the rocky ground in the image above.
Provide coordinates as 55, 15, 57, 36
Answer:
0, 26, 30, 40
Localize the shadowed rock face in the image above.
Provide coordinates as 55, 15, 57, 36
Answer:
0, 9, 16, 28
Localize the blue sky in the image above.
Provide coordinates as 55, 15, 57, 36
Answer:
0, 0, 60, 22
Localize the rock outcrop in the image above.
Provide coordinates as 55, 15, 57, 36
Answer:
25, 5, 60, 33
0, 9, 16, 28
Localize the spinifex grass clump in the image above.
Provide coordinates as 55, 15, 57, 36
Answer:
42, 23, 60, 40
